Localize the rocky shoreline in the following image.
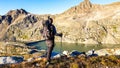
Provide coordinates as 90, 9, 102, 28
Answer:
0, 41, 120, 68
0, 41, 120, 62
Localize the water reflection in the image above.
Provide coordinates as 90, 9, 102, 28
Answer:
27, 41, 120, 52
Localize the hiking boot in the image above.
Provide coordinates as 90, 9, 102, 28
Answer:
46, 62, 50, 65
45, 61, 50, 68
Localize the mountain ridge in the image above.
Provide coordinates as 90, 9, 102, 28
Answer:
0, 0, 120, 44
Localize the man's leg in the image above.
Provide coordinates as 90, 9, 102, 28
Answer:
46, 40, 54, 63
47, 46, 53, 62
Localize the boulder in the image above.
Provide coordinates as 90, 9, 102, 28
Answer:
0, 56, 23, 64
86, 49, 98, 57
70, 50, 85, 57
63, 51, 69, 56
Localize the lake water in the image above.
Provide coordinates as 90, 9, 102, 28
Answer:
27, 41, 120, 53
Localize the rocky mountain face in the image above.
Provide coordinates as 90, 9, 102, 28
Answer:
0, 9, 45, 42
0, 0, 120, 44
54, 0, 120, 44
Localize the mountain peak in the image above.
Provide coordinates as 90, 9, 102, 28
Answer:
62, 0, 92, 15
6, 9, 29, 16
80, 0, 92, 8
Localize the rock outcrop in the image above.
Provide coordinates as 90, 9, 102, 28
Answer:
0, 0, 120, 44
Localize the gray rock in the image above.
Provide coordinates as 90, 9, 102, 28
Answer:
70, 50, 86, 57
0, 56, 24, 64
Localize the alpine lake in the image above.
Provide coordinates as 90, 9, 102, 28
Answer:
27, 41, 120, 53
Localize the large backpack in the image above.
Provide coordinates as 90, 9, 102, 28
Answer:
41, 20, 54, 40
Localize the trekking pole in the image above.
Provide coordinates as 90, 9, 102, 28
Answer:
60, 36, 62, 57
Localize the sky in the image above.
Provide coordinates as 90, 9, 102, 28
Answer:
0, 0, 119, 15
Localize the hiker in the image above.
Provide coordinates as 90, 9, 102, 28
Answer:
41, 16, 63, 65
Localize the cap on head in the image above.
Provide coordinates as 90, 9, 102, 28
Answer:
48, 16, 53, 23
48, 16, 50, 19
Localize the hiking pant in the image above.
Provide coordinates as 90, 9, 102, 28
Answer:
46, 39, 54, 62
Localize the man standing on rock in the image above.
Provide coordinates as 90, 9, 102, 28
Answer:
41, 16, 63, 65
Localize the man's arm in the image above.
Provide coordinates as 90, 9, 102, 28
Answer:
56, 33, 63, 37
53, 25, 63, 37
